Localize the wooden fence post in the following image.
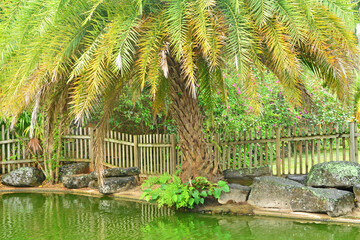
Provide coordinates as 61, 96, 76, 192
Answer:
134, 135, 139, 168
214, 133, 220, 172
171, 135, 176, 174
355, 122, 358, 163
276, 127, 281, 176
1, 125, 4, 174
349, 122, 356, 162
89, 127, 95, 171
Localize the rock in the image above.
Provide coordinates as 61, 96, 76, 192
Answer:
1, 167, 45, 187
286, 175, 307, 185
59, 163, 89, 181
223, 166, 271, 186
62, 174, 92, 189
90, 167, 140, 179
88, 180, 98, 189
248, 176, 303, 209
306, 161, 360, 188
354, 184, 360, 208
218, 183, 251, 204
98, 176, 136, 194
290, 187, 355, 217
248, 176, 355, 217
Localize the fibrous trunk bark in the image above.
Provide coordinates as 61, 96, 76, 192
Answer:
167, 57, 216, 182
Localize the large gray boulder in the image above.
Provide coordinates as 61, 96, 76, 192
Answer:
62, 174, 92, 189
59, 163, 89, 181
286, 174, 307, 185
98, 176, 136, 194
90, 167, 140, 180
1, 167, 45, 187
218, 183, 251, 204
248, 176, 303, 209
306, 161, 360, 188
354, 184, 360, 208
248, 176, 355, 217
223, 166, 271, 186
290, 187, 355, 217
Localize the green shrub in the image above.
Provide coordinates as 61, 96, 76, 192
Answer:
141, 175, 229, 209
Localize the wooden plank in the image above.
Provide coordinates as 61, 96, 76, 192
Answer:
259, 130, 263, 167
139, 135, 143, 174
275, 127, 281, 176
84, 128, 88, 160
335, 123, 339, 161
329, 125, 333, 162
158, 134, 162, 173
2, 125, 5, 173
270, 129, 274, 174
166, 134, 170, 174
79, 128, 83, 159
221, 132, 226, 170
102, 138, 135, 146
149, 134, 153, 174
146, 134, 149, 173
214, 133, 220, 170
134, 135, 139, 168
249, 130, 253, 169
62, 135, 90, 139
281, 128, 285, 175
349, 122, 356, 162
130, 134, 134, 167
232, 132, 238, 168
171, 134, 176, 174
293, 126, 297, 175
122, 133, 126, 169
0, 159, 44, 165
75, 128, 79, 160
287, 127, 291, 175
264, 130, 268, 166
310, 125, 315, 170
114, 131, 118, 167
111, 131, 115, 166
355, 123, 359, 163
254, 129, 258, 168
155, 134, 159, 173
305, 125, 309, 174
317, 125, 321, 164
323, 125, 327, 163
342, 123, 346, 161
119, 133, 123, 168
7, 128, 10, 173
243, 131, 247, 168
299, 127, 303, 174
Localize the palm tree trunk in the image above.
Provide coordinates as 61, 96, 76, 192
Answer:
167, 57, 215, 182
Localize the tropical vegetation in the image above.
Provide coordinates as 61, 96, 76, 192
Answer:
0, 0, 358, 183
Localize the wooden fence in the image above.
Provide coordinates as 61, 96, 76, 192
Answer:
0, 122, 359, 176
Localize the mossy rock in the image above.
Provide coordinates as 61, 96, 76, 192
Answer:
59, 163, 89, 181
248, 176, 355, 217
62, 174, 92, 189
306, 161, 360, 188
223, 166, 271, 186
1, 167, 45, 187
90, 167, 140, 180
98, 176, 136, 194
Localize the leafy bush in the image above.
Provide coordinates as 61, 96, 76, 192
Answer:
141, 175, 230, 209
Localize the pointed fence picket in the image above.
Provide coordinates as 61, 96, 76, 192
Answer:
0, 122, 359, 176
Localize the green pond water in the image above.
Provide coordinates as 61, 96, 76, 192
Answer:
0, 193, 360, 240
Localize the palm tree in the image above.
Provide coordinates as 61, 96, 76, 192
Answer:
0, 0, 358, 182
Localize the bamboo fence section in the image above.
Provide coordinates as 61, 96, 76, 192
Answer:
0, 122, 359, 176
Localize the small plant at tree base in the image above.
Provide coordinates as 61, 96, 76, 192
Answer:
141, 175, 229, 209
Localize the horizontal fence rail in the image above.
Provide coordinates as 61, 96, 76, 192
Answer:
0, 122, 359, 176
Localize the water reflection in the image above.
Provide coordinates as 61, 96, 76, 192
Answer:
0, 193, 360, 240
